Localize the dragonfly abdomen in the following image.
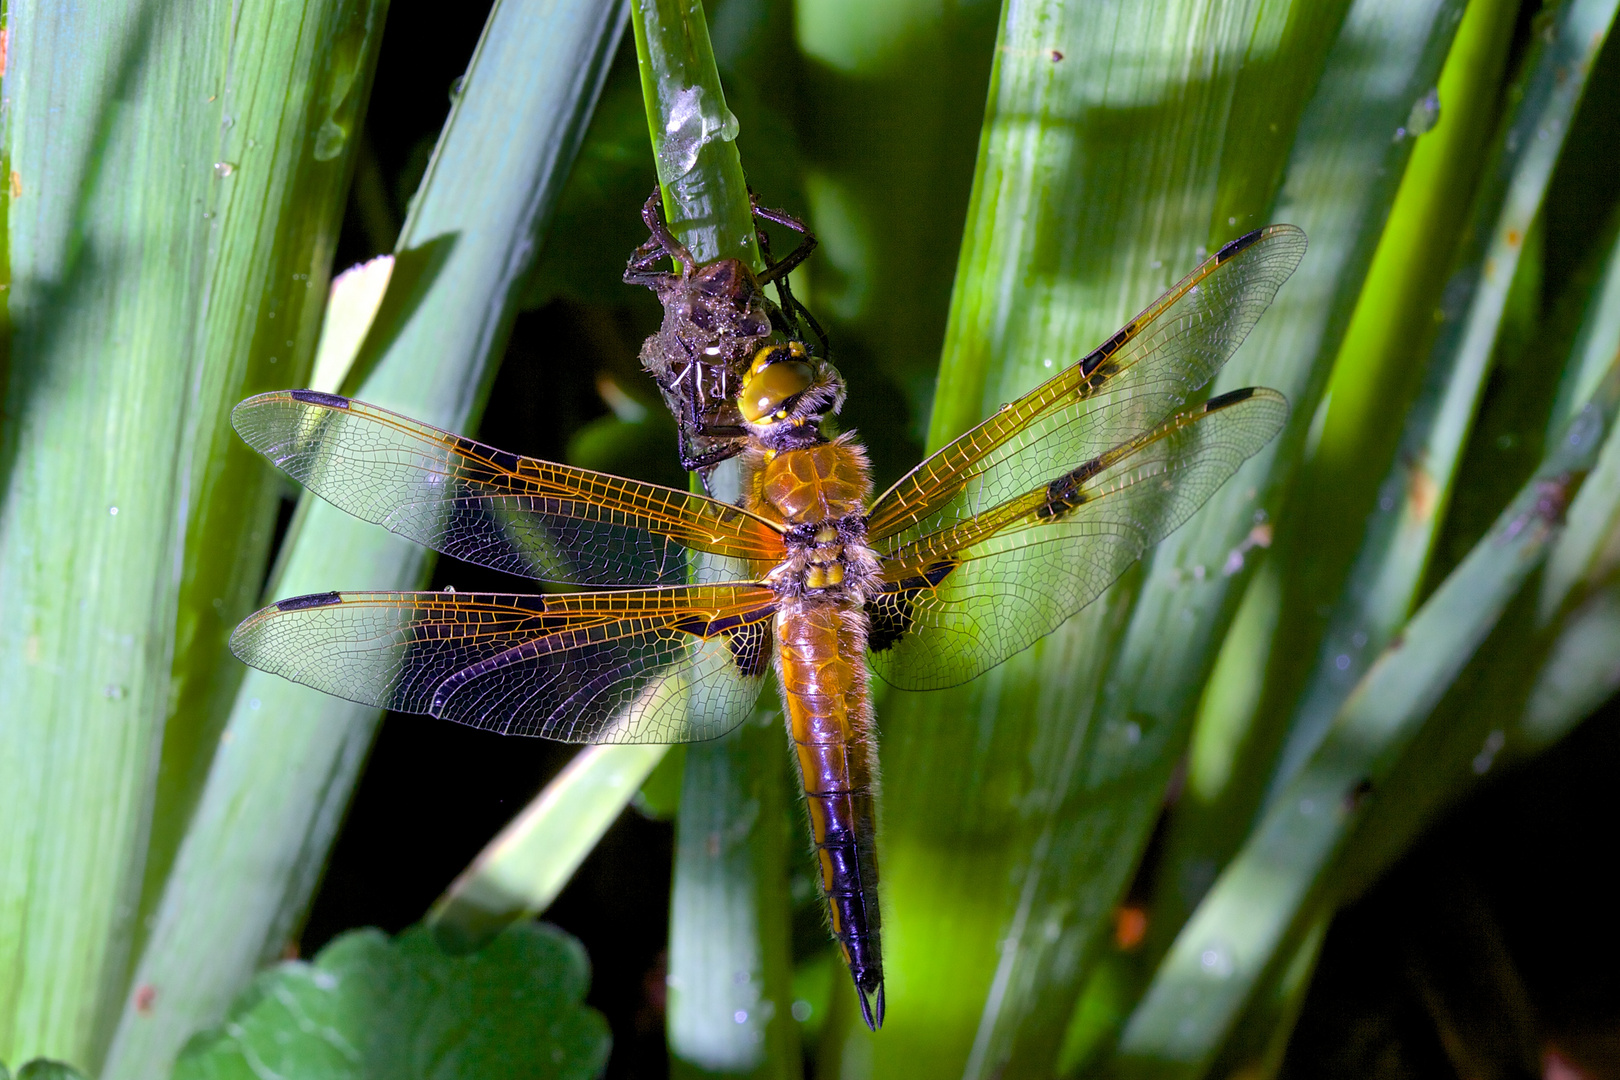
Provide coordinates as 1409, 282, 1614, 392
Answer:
775, 599, 885, 1030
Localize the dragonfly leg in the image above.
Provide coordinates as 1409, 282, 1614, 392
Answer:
623, 190, 696, 285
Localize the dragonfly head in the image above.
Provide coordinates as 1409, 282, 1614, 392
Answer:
737, 340, 845, 439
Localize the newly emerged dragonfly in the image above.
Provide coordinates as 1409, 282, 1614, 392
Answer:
230, 224, 1306, 1030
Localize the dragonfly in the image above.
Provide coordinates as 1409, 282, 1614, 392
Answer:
625, 191, 828, 487
230, 223, 1307, 1031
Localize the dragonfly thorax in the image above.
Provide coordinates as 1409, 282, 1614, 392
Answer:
768, 515, 880, 600
746, 436, 878, 602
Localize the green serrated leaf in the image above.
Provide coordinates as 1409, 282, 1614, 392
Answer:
173, 924, 610, 1080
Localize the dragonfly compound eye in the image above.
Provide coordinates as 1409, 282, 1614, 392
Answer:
739, 345, 814, 423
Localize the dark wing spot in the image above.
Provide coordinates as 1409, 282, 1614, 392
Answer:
276, 591, 344, 611
289, 389, 350, 409
1036, 455, 1105, 521
1037, 476, 1084, 521
1079, 327, 1131, 379
447, 433, 521, 473
1213, 228, 1264, 264
866, 591, 911, 653
1204, 386, 1256, 411
867, 560, 957, 652
672, 606, 777, 678
726, 619, 771, 678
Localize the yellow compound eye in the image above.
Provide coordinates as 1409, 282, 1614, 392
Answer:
739, 356, 814, 423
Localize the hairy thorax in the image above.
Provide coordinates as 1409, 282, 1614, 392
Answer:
744, 436, 880, 603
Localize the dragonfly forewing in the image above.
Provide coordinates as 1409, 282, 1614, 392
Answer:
232, 390, 784, 587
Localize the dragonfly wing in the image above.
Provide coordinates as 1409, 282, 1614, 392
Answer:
233, 390, 784, 587
867, 388, 1286, 691
231, 584, 777, 743
867, 225, 1305, 546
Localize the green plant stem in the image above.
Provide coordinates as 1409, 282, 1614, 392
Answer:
98, 3, 626, 1077
141, 0, 392, 982
668, 712, 801, 1080
630, 0, 759, 269
627, 4, 799, 1075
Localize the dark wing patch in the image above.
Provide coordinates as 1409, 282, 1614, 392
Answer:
288, 388, 351, 409
276, 591, 344, 612
866, 560, 958, 654
724, 618, 772, 678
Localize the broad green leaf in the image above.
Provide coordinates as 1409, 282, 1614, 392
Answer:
172, 923, 609, 1080
1141, 0, 1520, 1002
310, 256, 395, 395
1542, 211, 1620, 615
1, 0, 383, 1068
1331, 224, 1620, 908
101, 3, 628, 1077
1521, 583, 1620, 748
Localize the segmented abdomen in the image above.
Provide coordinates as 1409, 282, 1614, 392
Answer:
775, 599, 884, 1025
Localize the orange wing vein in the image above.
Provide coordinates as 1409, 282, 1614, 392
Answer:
231, 584, 777, 743
233, 390, 785, 587
866, 225, 1306, 548
867, 387, 1288, 690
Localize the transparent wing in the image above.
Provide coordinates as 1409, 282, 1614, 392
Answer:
233, 390, 785, 587
866, 225, 1305, 549
867, 388, 1286, 690
231, 585, 776, 743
